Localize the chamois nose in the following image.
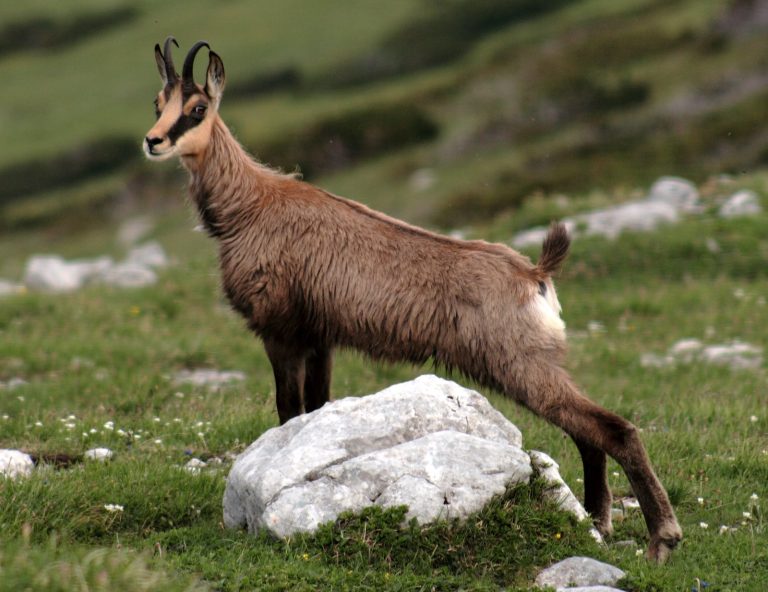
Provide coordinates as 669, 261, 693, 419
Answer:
145, 136, 163, 148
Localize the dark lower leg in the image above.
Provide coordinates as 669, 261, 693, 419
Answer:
304, 347, 332, 413
573, 437, 613, 535
517, 363, 682, 562
263, 339, 306, 424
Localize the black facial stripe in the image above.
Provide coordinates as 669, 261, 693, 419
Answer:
167, 113, 203, 144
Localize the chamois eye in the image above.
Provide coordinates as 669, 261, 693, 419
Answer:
192, 104, 207, 118
153, 98, 160, 119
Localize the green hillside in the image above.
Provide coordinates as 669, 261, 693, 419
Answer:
2, 0, 766, 231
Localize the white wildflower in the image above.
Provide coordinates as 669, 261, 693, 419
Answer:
750, 415, 758, 423
697, 497, 704, 506
104, 504, 124, 513
750, 493, 759, 501
743, 512, 752, 519
718, 525, 730, 535
104, 421, 114, 430
34, 421, 43, 427
699, 522, 708, 529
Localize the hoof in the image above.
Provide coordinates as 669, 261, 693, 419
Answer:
594, 516, 614, 538
647, 525, 683, 564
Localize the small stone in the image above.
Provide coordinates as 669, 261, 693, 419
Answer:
0, 449, 34, 479
534, 556, 625, 589
125, 241, 169, 269
185, 458, 207, 473
84, 448, 114, 462
719, 189, 761, 218
98, 262, 157, 288
173, 369, 247, 389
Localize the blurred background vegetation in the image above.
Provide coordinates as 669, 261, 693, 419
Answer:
1, 0, 766, 235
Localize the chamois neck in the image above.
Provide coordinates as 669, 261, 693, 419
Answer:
186, 118, 255, 239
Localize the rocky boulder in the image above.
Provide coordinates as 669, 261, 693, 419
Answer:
223, 375, 591, 539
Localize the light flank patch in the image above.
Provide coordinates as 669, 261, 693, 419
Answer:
530, 290, 566, 340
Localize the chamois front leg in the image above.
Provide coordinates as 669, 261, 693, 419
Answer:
304, 346, 332, 413
263, 338, 306, 424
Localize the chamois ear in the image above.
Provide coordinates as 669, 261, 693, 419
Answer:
205, 51, 226, 108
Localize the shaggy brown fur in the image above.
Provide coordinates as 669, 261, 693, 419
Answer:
145, 39, 682, 561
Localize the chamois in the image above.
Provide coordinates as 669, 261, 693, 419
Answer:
144, 38, 682, 561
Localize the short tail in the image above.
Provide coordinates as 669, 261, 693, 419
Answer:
537, 221, 570, 275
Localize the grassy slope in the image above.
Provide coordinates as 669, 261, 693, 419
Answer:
2, 0, 768, 590
1, 173, 767, 590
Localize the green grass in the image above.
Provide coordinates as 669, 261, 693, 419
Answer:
1, 172, 767, 590
2, 0, 768, 589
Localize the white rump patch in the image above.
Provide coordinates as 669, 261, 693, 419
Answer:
530, 283, 565, 339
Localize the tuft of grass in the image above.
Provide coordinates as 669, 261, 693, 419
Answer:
0, 534, 205, 592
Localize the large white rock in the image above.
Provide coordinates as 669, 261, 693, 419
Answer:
224, 375, 588, 539
0, 449, 34, 479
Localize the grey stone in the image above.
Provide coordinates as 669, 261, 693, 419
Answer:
117, 216, 154, 246
535, 556, 625, 589
84, 447, 113, 462
648, 176, 699, 212
559, 587, 626, 592
531, 451, 603, 544
98, 262, 157, 288
512, 176, 699, 248
642, 339, 762, 370
719, 189, 761, 218
224, 376, 589, 539
125, 241, 169, 269
24, 255, 113, 293
0, 449, 34, 479
173, 369, 247, 389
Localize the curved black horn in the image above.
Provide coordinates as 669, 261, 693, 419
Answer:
163, 36, 179, 83
182, 41, 210, 86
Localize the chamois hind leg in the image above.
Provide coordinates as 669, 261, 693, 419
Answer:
263, 338, 306, 424
572, 436, 613, 536
514, 360, 682, 562
304, 346, 332, 413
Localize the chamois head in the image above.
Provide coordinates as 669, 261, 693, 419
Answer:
144, 37, 225, 163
